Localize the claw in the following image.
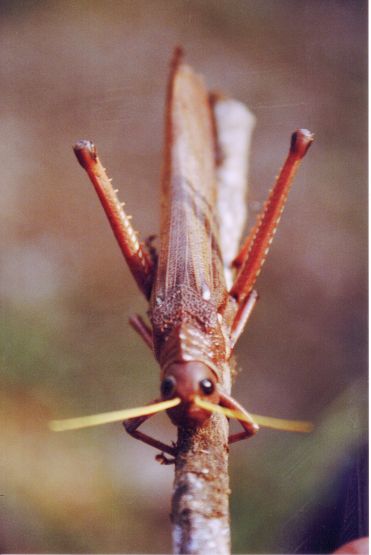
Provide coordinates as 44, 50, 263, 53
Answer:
155, 452, 176, 465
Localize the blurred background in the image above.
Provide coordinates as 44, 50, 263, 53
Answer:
0, 1, 367, 553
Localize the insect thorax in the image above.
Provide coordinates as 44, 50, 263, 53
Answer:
150, 285, 227, 381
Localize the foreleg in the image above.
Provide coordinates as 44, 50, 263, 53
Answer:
129, 314, 154, 351
123, 400, 177, 458
219, 391, 259, 444
230, 289, 259, 347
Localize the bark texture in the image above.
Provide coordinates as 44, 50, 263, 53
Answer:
171, 415, 230, 554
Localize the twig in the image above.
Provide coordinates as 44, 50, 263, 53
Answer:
172, 416, 230, 554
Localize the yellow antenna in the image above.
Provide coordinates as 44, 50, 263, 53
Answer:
49, 397, 181, 432
195, 397, 256, 426
194, 397, 313, 433
250, 413, 313, 433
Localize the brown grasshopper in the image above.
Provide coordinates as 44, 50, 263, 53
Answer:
50, 50, 313, 457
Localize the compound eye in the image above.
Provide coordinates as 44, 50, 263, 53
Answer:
161, 375, 177, 398
199, 378, 215, 395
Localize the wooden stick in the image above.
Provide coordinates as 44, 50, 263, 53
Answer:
172, 415, 230, 554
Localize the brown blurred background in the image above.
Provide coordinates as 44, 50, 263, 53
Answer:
0, 1, 367, 553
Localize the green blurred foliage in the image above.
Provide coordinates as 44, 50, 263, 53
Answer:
0, 1, 367, 553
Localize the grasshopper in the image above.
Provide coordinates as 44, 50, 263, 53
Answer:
50, 49, 313, 459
